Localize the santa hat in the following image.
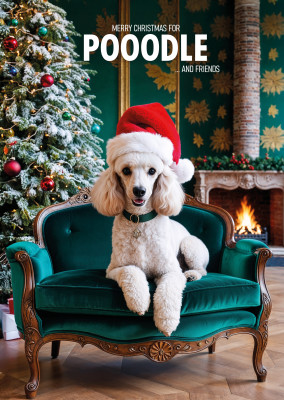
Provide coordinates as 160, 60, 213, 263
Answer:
107, 103, 194, 183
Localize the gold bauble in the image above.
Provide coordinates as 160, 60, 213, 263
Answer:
7, 128, 15, 137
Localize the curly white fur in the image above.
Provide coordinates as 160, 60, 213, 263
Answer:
91, 151, 209, 337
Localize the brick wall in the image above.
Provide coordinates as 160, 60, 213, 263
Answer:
233, 0, 260, 158
270, 189, 284, 246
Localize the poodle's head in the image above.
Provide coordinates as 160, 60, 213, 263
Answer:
91, 150, 185, 217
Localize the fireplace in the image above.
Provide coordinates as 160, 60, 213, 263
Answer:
194, 171, 284, 246
210, 189, 271, 245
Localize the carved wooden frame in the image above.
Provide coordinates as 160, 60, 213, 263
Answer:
15, 188, 271, 399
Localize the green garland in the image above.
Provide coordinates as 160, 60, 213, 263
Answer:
192, 153, 284, 171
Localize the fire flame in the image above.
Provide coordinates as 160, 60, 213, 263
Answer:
235, 196, 262, 234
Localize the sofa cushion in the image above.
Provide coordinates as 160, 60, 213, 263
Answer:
39, 310, 257, 343
35, 270, 261, 317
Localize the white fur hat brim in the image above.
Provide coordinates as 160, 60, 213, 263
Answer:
107, 131, 195, 184
171, 159, 195, 184
107, 131, 174, 166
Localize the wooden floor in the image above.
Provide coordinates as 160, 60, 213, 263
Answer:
0, 267, 283, 400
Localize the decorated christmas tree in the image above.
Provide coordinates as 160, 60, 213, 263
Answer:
0, 0, 104, 301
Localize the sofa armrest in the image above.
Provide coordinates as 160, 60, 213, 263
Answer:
6, 242, 53, 283
6, 242, 53, 333
220, 239, 272, 282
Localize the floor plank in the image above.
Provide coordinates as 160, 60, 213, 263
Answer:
0, 267, 283, 399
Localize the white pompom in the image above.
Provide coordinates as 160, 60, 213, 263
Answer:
171, 159, 195, 183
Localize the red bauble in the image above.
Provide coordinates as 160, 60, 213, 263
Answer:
41, 176, 55, 191
3, 36, 18, 51
3, 159, 21, 177
41, 74, 54, 87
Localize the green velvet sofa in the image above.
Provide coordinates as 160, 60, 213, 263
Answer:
6, 187, 272, 399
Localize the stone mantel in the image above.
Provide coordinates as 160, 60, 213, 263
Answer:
194, 170, 284, 204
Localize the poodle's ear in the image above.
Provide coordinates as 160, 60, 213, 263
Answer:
91, 168, 125, 216
152, 165, 185, 216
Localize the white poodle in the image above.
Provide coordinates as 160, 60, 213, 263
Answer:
91, 130, 209, 337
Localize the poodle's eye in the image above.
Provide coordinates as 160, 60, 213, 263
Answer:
148, 168, 156, 176
122, 167, 131, 176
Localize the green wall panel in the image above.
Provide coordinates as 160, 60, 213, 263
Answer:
260, 0, 284, 157
54, 0, 284, 162
129, 0, 176, 123
179, 0, 234, 159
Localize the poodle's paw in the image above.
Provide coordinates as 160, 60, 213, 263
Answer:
184, 270, 203, 281
180, 236, 209, 270
124, 290, 151, 316
154, 315, 180, 337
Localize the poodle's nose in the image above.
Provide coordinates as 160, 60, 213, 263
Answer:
133, 186, 146, 197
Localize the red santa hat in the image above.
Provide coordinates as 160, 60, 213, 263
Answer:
107, 103, 194, 183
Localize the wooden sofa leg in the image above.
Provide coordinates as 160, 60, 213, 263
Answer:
208, 342, 216, 354
51, 341, 61, 359
253, 332, 267, 382
24, 335, 41, 399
